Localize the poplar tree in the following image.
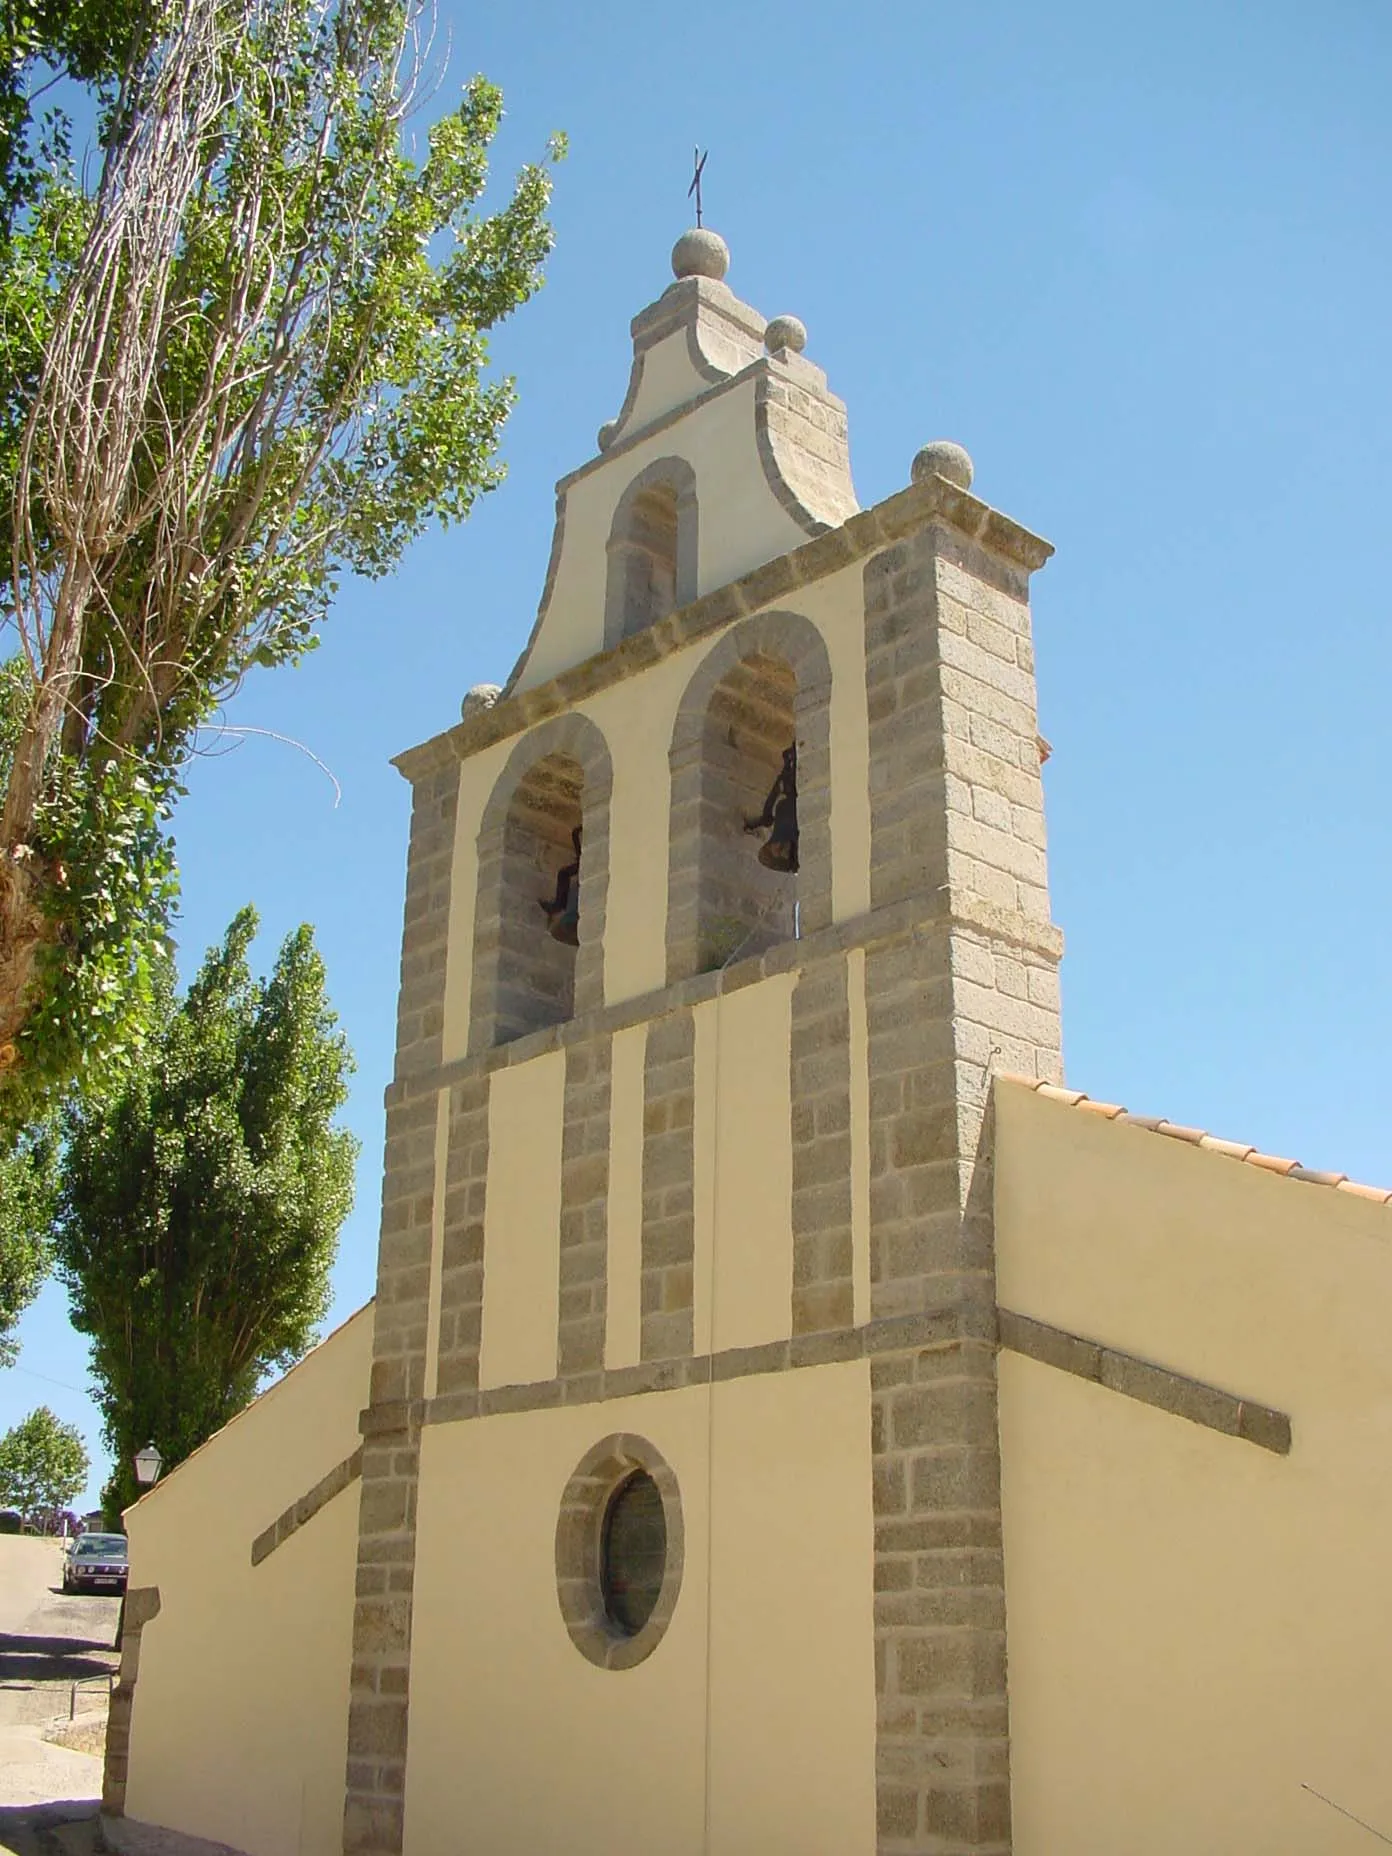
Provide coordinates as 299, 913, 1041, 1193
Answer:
0, 1118, 56, 1364
0, 0, 558, 1125
54, 906, 357, 1514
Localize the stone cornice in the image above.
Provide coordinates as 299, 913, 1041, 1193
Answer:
392, 476, 1055, 784
355, 1309, 1294, 1455
384, 889, 1065, 1107
629, 274, 767, 351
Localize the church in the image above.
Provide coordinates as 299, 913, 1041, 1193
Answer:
104, 228, 1392, 1856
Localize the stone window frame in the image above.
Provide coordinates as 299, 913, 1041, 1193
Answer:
603, 457, 699, 652
665, 608, 834, 985
469, 711, 614, 1053
554, 1431, 684, 1671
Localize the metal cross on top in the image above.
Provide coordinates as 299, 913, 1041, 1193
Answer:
688, 147, 708, 228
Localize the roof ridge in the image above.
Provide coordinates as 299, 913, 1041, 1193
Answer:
995, 1074, 1391, 1206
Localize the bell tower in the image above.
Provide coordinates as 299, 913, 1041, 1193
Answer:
348, 228, 1061, 1856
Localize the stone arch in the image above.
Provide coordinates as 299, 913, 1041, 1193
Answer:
666, 610, 833, 983
470, 712, 614, 1052
603, 457, 699, 651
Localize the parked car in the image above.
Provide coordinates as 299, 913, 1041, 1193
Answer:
62, 1532, 128, 1594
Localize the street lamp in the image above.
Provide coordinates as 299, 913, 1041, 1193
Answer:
133, 1442, 163, 1487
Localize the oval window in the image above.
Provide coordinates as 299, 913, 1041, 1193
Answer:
600, 1469, 667, 1636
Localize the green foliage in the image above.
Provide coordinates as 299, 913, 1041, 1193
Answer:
0, 1403, 88, 1525
55, 906, 358, 1515
0, 0, 141, 241
0, 0, 558, 1127
0, 1116, 56, 1364
0, 660, 181, 1127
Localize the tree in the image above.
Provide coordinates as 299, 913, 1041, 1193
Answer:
54, 905, 357, 1514
0, 1404, 88, 1526
0, 1117, 57, 1364
0, 0, 558, 1125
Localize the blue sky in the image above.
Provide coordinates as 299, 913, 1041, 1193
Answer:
4, 0, 1389, 1508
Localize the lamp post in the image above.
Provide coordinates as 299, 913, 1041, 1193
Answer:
133, 1443, 162, 1488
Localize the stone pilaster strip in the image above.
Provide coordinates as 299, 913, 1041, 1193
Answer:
640, 1009, 696, 1360
251, 1446, 365, 1566
865, 938, 1008, 1854
368, 1089, 439, 1410
393, 761, 458, 1080
790, 952, 855, 1334
344, 750, 461, 1856
559, 1034, 613, 1383
998, 1309, 1292, 1453
102, 1586, 161, 1818
870, 1331, 1010, 1853
434, 1076, 490, 1399
862, 513, 1059, 1854
343, 1415, 419, 1856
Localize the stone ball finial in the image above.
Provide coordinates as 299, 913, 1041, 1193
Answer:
671, 227, 729, 282
911, 440, 974, 492
461, 683, 501, 722
764, 315, 807, 356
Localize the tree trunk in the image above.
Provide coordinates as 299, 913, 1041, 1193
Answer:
0, 852, 58, 1066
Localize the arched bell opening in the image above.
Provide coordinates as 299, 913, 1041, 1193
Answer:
665, 610, 833, 989
694, 650, 799, 971
495, 750, 584, 1041
469, 713, 612, 1056
604, 459, 698, 650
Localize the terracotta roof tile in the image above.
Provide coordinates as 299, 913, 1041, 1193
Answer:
1243, 1151, 1302, 1177
995, 1074, 1390, 1207
1334, 1180, 1392, 1205
1144, 1120, 1207, 1145
1197, 1137, 1257, 1162
1073, 1097, 1127, 1120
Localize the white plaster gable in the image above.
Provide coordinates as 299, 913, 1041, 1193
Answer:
504, 237, 859, 696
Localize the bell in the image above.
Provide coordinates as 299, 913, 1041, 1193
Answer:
548, 894, 580, 945
540, 826, 582, 945
744, 743, 799, 874
757, 797, 799, 873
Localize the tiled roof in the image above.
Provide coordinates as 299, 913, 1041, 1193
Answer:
996, 1074, 1392, 1206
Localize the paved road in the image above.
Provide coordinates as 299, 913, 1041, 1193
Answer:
0, 1537, 120, 1845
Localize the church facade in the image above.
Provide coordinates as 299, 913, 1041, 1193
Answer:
107, 231, 1392, 1856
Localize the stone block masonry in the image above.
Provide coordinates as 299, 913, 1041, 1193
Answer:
790, 952, 856, 1335
559, 1034, 613, 1383
392, 756, 458, 1080
433, 1077, 490, 1399
862, 516, 1060, 1854
641, 1008, 696, 1360
344, 748, 462, 1856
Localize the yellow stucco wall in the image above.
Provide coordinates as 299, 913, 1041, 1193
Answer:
693, 977, 795, 1353
994, 1082, 1392, 1854
477, 1050, 566, 1389
404, 1360, 876, 1856
123, 1304, 373, 1856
